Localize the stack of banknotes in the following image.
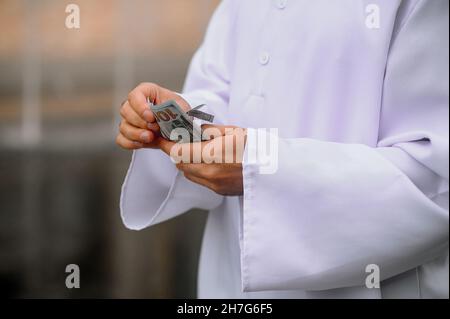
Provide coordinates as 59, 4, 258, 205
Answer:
149, 99, 214, 143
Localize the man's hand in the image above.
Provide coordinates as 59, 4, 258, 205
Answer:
158, 126, 247, 196
116, 83, 247, 196
116, 82, 190, 150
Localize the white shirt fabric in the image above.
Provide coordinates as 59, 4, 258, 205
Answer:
120, 0, 449, 298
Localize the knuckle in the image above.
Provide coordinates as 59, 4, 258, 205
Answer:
120, 104, 128, 118
127, 90, 135, 103
123, 140, 135, 150
121, 125, 136, 141
116, 135, 131, 150
119, 121, 126, 134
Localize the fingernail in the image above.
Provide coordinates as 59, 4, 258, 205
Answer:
140, 131, 151, 143
147, 123, 159, 131
143, 110, 153, 122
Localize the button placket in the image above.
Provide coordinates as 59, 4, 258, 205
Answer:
259, 51, 270, 66
253, 1, 286, 95
276, 0, 287, 10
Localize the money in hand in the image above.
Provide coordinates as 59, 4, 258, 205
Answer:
149, 99, 214, 143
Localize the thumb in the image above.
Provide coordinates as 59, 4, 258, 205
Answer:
155, 137, 176, 156
156, 136, 210, 164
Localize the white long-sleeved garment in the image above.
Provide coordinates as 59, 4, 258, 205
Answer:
120, 0, 449, 298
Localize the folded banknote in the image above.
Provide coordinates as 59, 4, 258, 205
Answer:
149, 99, 214, 143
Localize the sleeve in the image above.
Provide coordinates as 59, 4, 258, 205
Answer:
240, 0, 449, 292
120, 1, 236, 230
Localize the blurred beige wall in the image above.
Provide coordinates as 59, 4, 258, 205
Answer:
0, 0, 220, 148
0, 0, 217, 57
0, 0, 220, 299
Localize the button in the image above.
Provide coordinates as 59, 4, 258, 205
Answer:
259, 52, 270, 65
277, 0, 287, 9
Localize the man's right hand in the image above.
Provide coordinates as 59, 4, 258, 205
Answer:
116, 82, 190, 150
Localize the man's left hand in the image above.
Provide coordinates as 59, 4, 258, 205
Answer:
158, 126, 247, 196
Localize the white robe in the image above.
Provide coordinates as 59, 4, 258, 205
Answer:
120, 0, 449, 298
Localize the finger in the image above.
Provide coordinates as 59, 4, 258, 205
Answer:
116, 133, 144, 150
119, 120, 155, 144
176, 163, 206, 176
146, 121, 161, 133
166, 141, 206, 164
157, 138, 203, 164
159, 139, 218, 164
182, 171, 213, 189
158, 134, 241, 164
128, 82, 159, 123
157, 137, 177, 156
120, 101, 148, 129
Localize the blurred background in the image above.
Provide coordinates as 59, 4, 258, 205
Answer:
0, 0, 220, 298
